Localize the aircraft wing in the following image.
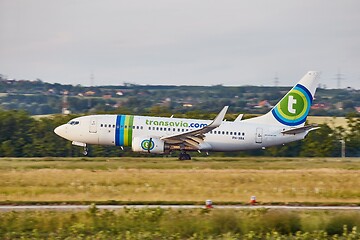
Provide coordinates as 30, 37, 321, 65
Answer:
160, 106, 228, 149
281, 124, 319, 135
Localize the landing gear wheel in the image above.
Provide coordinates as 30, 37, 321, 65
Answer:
179, 152, 191, 160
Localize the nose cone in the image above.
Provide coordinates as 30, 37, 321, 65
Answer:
54, 124, 68, 139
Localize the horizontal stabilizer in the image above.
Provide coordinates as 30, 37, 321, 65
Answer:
281, 124, 319, 135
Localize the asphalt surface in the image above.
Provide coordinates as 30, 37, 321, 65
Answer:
1, 205, 360, 211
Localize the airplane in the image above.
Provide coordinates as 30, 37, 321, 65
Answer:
54, 71, 320, 160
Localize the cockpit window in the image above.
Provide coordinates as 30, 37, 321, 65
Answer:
68, 121, 80, 125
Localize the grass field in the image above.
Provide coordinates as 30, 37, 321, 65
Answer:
307, 116, 348, 129
1, 157, 360, 204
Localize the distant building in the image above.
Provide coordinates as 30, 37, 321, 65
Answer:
116, 91, 124, 96
334, 102, 343, 110
311, 103, 331, 110
47, 89, 56, 95
103, 94, 112, 99
254, 100, 272, 109
84, 91, 95, 96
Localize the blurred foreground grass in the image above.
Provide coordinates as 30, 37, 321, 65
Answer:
1, 207, 360, 239
1, 157, 360, 204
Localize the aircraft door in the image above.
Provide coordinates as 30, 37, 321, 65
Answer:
255, 128, 263, 143
89, 117, 97, 133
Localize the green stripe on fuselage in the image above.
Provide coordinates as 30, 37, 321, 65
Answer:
128, 115, 134, 146
124, 115, 134, 146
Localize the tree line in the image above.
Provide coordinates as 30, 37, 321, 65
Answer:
1, 76, 359, 116
0, 109, 359, 157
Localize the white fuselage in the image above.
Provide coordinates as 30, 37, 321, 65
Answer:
55, 114, 307, 152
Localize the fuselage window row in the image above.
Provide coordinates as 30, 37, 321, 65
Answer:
209, 130, 245, 136
98, 123, 244, 137
142, 126, 246, 136
100, 124, 143, 130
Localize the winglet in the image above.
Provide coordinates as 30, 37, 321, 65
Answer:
210, 106, 228, 127
234, 114, 243, 122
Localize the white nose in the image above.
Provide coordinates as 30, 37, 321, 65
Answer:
54, 124, 67, 139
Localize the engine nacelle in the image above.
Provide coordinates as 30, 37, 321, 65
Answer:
132, 137, 165, 154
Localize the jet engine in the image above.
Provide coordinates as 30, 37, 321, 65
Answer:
132, 137, 167, 154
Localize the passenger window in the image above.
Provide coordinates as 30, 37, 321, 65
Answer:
141, 126, 143, 130
100, 124, 103, 127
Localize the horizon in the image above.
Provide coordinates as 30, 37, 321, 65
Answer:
1, 74, 359, 90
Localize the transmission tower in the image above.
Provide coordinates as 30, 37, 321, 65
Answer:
90, 73, 94, 86
274, 72, 279, 87
62, 91, 71, 115
335, 69, 345, 89
88, 73, 94, 109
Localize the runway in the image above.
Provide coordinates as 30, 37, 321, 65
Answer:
1, 205, 360, 211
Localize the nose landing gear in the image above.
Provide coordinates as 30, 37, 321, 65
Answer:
83, 145, 88, 156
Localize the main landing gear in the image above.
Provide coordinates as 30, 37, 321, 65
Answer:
179, 151, 191, 160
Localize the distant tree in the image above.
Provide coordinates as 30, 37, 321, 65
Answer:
266, 141, 302, 157
148, 106, 171, 117
300, 124, 340, 157
0, 110, 35, 156
345, 113, 360, 157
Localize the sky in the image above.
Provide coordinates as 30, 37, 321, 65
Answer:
0, 0, 359, 89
